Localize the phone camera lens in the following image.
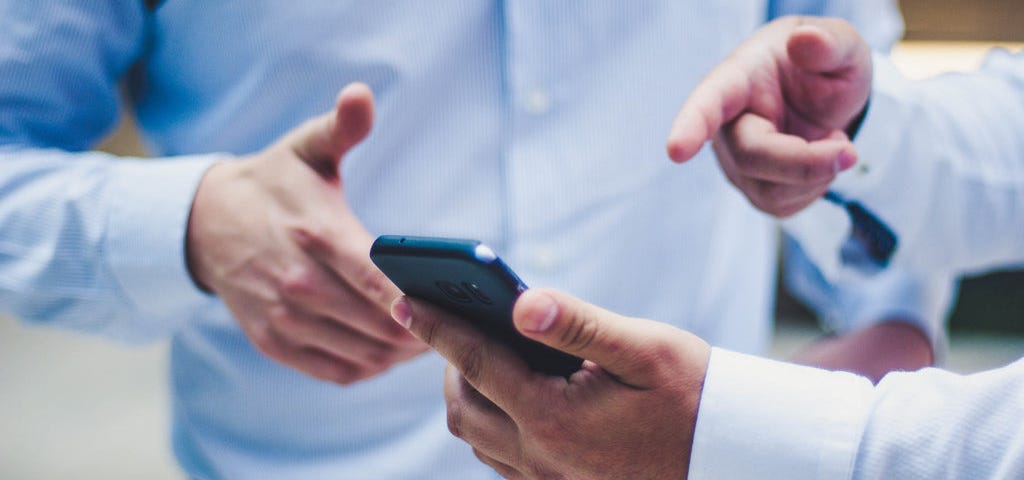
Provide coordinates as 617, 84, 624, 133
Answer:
463, 282, 493, 305
436, 281, 472, 303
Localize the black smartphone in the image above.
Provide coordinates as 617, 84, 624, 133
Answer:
370, 235, 583, 377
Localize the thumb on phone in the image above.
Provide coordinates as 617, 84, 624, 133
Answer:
513, 289, 709, 387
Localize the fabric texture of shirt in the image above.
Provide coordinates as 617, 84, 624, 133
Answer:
0, 1, 943, 478
692, 52, 1024, 479
786, 51, 1024, 277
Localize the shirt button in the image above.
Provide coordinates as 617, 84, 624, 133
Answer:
523, 89, 552, 115
529, 247, 558, 271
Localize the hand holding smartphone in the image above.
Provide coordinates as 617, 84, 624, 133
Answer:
370, 235, 583, 377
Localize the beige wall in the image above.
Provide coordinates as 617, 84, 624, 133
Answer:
902, 0, 1024, 42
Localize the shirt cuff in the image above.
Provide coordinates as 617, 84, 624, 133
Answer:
688, 348, 875, 480
104, 154, 223, 334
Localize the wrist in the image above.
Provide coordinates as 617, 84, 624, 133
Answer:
185, 159, 240, 293
678, 333, 712, 478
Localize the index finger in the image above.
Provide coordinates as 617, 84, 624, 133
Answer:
391, 296, 544, 415
666, 60, 752, 164
291, 219, 403, 313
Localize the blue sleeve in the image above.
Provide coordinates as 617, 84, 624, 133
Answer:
0, 1, 218, 342
766, 0, 904, 52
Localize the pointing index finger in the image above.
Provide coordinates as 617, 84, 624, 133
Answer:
667, 60, 753, 163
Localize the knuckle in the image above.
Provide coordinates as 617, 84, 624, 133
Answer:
453, 342, 485, 385
266, 304, 302, 331
470, 448, 488, 464
289, 221, 332, 253
729, 149, 755, 170
363, 345, 400, 371
639, 327, 688, 378
760, 183, 790, 205
796, 159, 834, 183
557, 310, 598, 352
446, 399, 466, 438
326, 363, 363, 385
523, 459, 562, 480
378, 317, 416, 343
248, 324, 286, 360
750, 183, 788, 216
775, 202, 807, 219
358, 264, 397, 305
278, 265, 318, 299
646, 337, 682, 366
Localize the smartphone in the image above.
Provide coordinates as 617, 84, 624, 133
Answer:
370, 235, 583, 377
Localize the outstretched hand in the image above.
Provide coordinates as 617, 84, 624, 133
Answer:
187, 83, 426, 385
393, 289, 710, 479
667, 16, 873, 217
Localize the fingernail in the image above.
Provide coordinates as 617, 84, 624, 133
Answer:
391, 299, 412, 329
520, 293, 558, 333
836, 149, 856, 172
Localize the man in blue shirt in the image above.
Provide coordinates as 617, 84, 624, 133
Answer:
0, 2, 950, 478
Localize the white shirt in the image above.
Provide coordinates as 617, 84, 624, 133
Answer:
691, 51, 1024, 480
787, 50, 1024, 278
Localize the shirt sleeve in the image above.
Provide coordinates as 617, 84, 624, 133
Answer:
784, 51, 1024, 279
781, 235, 955, 361
689, 347, 1024, 480
766, 0, 903, 52
688, 348, 875, 480
0, 1, 220, 342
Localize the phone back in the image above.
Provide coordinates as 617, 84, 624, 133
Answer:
371, 235, 582, 377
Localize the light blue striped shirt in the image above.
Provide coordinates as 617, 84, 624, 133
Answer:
0, 1, 946, 478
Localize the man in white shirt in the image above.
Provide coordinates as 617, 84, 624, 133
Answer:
395, 16, 1024, 480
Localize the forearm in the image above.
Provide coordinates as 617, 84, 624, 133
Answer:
793, 319, 932, 383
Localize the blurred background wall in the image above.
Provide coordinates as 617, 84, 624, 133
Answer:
902, 0, 1022, 41
1, 2, 1022, 479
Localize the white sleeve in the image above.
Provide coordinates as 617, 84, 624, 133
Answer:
689, 348, 1024, 479
854, 358, 1024, 479
688, 348, 875, 479
784, 51, 1024, 279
